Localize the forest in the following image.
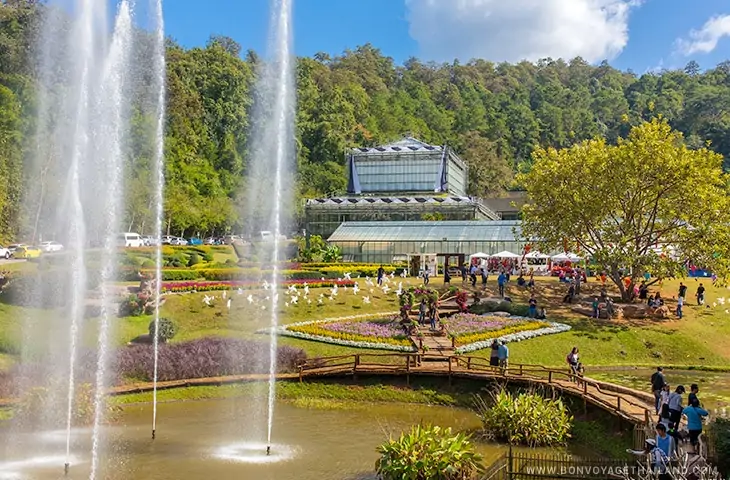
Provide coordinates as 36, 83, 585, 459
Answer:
0, 1, 729, 239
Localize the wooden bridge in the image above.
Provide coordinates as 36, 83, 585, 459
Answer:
296, 353, 655, 426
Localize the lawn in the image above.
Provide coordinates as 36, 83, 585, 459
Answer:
2, 273, 730, 371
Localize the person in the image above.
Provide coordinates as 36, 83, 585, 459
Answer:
651, 367, 666, 415
430, 302, 439, 330
489, 340, 500, 367
497, 271, 507, 297
528, 295, 538, 318
688, 383, 700, 406
497, 341, 509, 371
667, 385, 686, 445
443, 269, 451, 285
562, 282, 575, 304
696, 283, 705, 306
574, 268, 582, 295
676, 295, 684, 319
377, 266, 385, 286
418, 299, 427, 325
460, 264, 467, 284
566, 347, 579, 380
481, 266, 488, 287
683, 398, 709, 451
660, 383, 671, 425
536, 307, 547, 320
422, 268, 430, 286
517, 274, 526, 288
527, 273, 535, 289
469, 264, 477, 287
652, 423, 676, 480
639, 282, 649, 300
591, 297, 600, 318
679, 282, 687, 300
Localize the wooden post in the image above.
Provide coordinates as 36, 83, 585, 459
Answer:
448, 357, 453, 385
617, 396, 621, 411
508, 446, 514, 480
548, 371, 552, 383
451, 336, 456, 348
583, 380, 588, 395
467, 357, 472, 370
298, 366, 303, 383
355, 354, 360, 367
519, 364, 523, 376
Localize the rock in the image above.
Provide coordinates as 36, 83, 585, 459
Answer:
653, 305, 671, 319
491, 311, 511, 317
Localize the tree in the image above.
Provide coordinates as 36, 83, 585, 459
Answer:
459, 131, 513, 197
518, 118, 730, 301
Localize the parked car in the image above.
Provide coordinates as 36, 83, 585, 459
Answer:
14, 245, 42, 259
117, 232, 143, 248
0, 245, 11, 259
187, 237, 203, 246
142, 236, 160, 247
7, 244, 26, 255
161, 235, 175, 245
40, 241, 64, 252
170, 237, 188, 246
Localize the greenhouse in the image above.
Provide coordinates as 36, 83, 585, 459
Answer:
328, 220, 525, 265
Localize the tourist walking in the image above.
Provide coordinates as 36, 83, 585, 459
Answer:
660, 384, 671, 425
527, 272, 535, 289
470, 264, 477, 287
667, 385, 686, 446
497, 271, 506, 297
678, 282, 687, 300
497, 341, 509, 372
683, 398, 709, 452
566, 347, 579, 381
377, 266, 385, 286
676, 295, 684, 319
592, 297, 600, 318
489, 340, 499, 367
688, 384, 701, 406
460, 264, 467, 284
422, 268, 430, 285
481, 266, 488, 287
429, 302, 439, 330
651, 367, 666, 415
562, 282, 575, 304
696, 283, 705, 305
418, 299, 427, 325
651, 423, 675, 480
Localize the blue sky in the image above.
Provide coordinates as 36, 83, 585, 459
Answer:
158, 0, 730, 72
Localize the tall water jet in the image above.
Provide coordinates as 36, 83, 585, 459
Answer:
150, 0, 167, 442
245, 0, 295, 452
89, 1, 134, 477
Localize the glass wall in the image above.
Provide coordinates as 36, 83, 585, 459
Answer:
446, 152, 467, 197
354, 155, 441, 193
334, 239, 526, 265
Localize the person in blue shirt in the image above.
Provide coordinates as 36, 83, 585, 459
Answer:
683, 398, 709, 450
497, 271, 506, 297
497, 341, 509, 371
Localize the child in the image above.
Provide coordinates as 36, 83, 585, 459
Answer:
592, 297, 600, 318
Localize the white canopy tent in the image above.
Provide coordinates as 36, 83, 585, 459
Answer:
469, 252, 490, 259
491, 250, 520, 259
525, 251, 550, 259
551, 253, 582, 262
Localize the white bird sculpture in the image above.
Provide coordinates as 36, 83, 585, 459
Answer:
222, 290, 227, 299
247, 294, 254, 304
344, 272, 352, 280
226, 299, 232, 310
363, 296, 371, 304
290, 295, 298, 305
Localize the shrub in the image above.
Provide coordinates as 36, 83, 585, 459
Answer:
376, 424, 484, 480
469, 301, 530, 317
475, 390, 572, 446
115, 337, 307, 382
187, 253, 201, 267
141, 259, 156, 269
148, 318, 178, 343
203, 252, 215, 262
707, 418, 730, 476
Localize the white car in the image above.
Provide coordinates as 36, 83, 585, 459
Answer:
0, 245, 11, 259
117, 232, 143, 248
40, 241, 64, 252
170, 237, 188, 246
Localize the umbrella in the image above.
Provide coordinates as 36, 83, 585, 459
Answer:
491, 251, 519, 259
469, 252, 490, 259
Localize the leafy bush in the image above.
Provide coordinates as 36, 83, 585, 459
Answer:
148, 318, 178, 343
469, 301, 530, 317
376, 424, 484, 480
119, 294, 146, 316
707, 418, 730, 476
187, 253, 201, 267
116, 337, 307, 382
203, 251, 215, 262
475, 390, 572, 446
141, 259, 156, 269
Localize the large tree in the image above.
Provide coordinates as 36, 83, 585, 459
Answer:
518, 118, 730, 301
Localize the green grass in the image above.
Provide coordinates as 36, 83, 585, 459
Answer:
571, 419, 632, 459
110, 378, 473, 407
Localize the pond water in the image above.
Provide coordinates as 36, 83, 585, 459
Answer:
1, 399, 541, 480
593, 368, 730, 412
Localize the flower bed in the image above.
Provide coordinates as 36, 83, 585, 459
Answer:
160, 278, 355, 294
272, 314, 415, 352
454, 318, 572, 354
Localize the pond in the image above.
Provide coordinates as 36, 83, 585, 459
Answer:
592, 368, 730, 412
1, 399, 557, 480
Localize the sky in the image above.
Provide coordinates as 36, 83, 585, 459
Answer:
159, 0, 730, 72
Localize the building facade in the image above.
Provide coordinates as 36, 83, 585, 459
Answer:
304, 137, 500, 239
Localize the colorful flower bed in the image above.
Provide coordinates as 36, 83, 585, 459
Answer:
273, 314, 415, 352
160, 278, 355, 294
444, 312, 557, 348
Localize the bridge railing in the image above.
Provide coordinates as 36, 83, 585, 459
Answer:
297, 353, 653, 425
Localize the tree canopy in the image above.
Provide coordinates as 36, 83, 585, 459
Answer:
1, 3, 730, 240
519, 118, 730, 300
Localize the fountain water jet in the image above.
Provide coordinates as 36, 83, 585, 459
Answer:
244, 0, 295, 454
150, 0, 167, 442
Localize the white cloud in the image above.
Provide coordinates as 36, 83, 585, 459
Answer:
676, 14, 730, 56
404, 0, 641, 63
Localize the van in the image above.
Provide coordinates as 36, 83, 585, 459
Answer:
118, 232, 143, 248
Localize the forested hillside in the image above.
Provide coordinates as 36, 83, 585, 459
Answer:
1, 2, 729, 239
